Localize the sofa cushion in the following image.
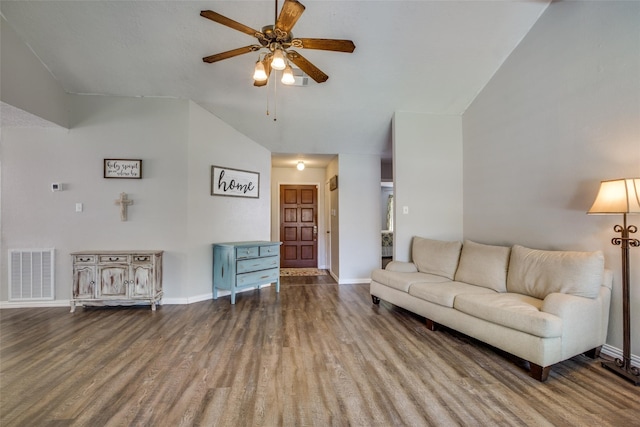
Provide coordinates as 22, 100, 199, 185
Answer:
454, 293, 563, 338
371, 269, 449, 293
507, 245, 604, 299
454, 240, 511, 292
409, 281, 496, 308
412, 237, 462, 280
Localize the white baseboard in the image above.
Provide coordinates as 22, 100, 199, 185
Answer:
601, 344, 640, 367
162, 283, 274, 305
330, 273, 371, 285
337, 278, 372, 285
0, 284, 280, 308
161, 293, 212, 305
0, 300, 70, 309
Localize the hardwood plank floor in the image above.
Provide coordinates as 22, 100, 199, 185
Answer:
1, 277, 639, 426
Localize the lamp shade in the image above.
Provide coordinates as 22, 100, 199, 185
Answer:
253, 61, 268, 82
588, 178, 640, 214
281, 64, 295, 85
271, 49, 286, 71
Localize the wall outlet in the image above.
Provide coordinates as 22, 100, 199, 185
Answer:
402, 206, 409, 214
75, 203, 83, 213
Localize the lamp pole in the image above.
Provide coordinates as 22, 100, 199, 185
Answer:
602, 213, 640, 385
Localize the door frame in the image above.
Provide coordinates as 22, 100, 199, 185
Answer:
274, 181, 326, 269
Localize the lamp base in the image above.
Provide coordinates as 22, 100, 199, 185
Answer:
601, 359, 640, 386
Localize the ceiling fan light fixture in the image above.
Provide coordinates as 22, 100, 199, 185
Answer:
282, 64, 295, 85
271, 48, 286, 70
253, 60, 268, 81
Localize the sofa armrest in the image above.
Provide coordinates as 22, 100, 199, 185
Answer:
385, 261, 418, 273
541, 286, 611, 358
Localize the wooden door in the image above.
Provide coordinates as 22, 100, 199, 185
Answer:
280, 185, 318, 268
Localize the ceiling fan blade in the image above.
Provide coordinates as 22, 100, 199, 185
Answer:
200, 10, 262, 38
254, 56, 272, 87
203, 46, 259, 63
275, 0, 305, 35
286, 51, 328, 83
293, 38, 356, 53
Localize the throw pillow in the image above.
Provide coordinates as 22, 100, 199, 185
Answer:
506, 245, 604, 299
412, 237, 462, 280
454, 240, 511, 292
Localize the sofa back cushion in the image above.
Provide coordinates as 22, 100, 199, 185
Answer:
506, 245, 604, 299
454, 240, 511, 292
412, 237, 462, 280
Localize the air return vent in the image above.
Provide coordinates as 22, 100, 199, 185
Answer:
9, 249, 55, 301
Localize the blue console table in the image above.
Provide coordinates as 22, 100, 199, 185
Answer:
212, 241, 281, 304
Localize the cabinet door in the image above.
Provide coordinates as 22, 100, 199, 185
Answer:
130, 264, 153, 298
73, 266, 96, 299
97, 265, 129, 298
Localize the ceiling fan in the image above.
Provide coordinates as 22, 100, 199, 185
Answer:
200, 0, 355, 86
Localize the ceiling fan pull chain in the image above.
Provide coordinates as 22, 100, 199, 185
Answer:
273, 71, 278, 121
266, 74, 271, 117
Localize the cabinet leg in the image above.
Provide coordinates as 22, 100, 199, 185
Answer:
151, 302, 156, 311
276, 278, 280, 293
70, 302, 76, 313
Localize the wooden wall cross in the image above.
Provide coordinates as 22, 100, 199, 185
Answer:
115, 192, 134, 221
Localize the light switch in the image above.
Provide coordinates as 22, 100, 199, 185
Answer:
403, 206, 409, 214
75, 203, 83, 213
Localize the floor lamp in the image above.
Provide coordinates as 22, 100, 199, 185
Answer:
588, 178, 640, 386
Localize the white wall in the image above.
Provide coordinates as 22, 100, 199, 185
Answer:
463, 1, 640, 356
0, 95, 273, 305
1, 95, 189, 302
337, 153, 381, 283
393, 112, 463, 262
270, 166, 327, 269
0, 17, 69, 128
186, 101, 272, 302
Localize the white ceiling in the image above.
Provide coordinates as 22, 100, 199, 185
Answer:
1, 0, 549, 162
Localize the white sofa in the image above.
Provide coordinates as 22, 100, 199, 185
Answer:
370, 237, 612, 381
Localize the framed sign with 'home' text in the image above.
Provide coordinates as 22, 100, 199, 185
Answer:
211, 165, 260, 198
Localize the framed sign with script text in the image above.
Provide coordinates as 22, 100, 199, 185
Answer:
211, 166, 260, 198
104, 159, 142, 179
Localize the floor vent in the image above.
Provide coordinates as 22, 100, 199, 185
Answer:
9, 249, 55, 301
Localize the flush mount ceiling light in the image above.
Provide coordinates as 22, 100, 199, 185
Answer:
200, 0, 356, 87
296, 161, 305, 171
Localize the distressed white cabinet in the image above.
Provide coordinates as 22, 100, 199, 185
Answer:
71, 250, 163, 312
212, 241, 281, 304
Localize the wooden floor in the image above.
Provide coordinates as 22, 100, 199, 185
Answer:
1, 276, 639, 426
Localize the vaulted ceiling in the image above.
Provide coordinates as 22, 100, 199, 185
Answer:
1, 1, 550, 160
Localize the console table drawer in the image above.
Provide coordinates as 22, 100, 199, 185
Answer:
259, 245, 279, 256
237, 256, 279, 274
99, 255, 129, 263
236, 246, 259, 259
236, 268, 279, 288
73, 255, 96, 264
